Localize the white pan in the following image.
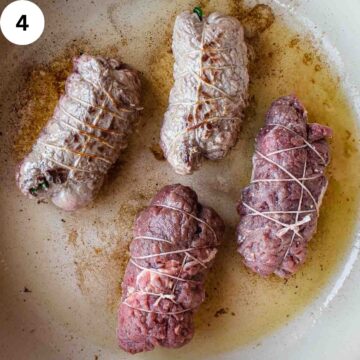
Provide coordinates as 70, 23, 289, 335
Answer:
0, 0, 359, 359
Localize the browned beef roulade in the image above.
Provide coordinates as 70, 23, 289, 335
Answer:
117, 184, 224, 353
160, 11, 249, 175
16, 55, 141, 211
236, 95, 332, 277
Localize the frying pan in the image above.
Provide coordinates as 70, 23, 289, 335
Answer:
0, 0, 360, 359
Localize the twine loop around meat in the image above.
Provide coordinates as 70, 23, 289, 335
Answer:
242, 123, 328, 264
122, 203, 219, 316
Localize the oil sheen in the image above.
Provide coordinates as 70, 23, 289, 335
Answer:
11, 1, 360, 358
144, 3, 360, 359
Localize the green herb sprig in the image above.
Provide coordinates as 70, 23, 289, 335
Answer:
193, 6, 203, 21
30, 179, 49, 196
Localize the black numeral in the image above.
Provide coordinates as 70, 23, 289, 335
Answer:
16, 15, 29, 31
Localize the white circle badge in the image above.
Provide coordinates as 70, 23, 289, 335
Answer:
0, 0, 45, 45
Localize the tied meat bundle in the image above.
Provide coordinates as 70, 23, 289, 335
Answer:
117, 184, 224, 353
161, 11, 249, 175
236, 95, 332, 277
16, 55, 141, 211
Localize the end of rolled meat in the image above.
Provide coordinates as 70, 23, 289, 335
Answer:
117, 184, 225, 353
16, 156, 95, 211
161, 11, 249, 175
160, 139, 203, 175
236, 95, 332, 277
16, 54, 141, 211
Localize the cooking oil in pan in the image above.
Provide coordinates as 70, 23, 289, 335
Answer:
144, 4, 360, 359
10, 1, 360, 358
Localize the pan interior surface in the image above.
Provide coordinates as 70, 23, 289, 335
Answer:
0, 0, 359, 359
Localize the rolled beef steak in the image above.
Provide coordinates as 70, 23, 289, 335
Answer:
236, 95, 332, 277
161, 11, 249, 175
16, 55, 141, 211
117, 184, 224, 353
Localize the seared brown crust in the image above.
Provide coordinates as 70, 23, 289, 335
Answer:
160, 11, 249, 175
16, 55, 141, 211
